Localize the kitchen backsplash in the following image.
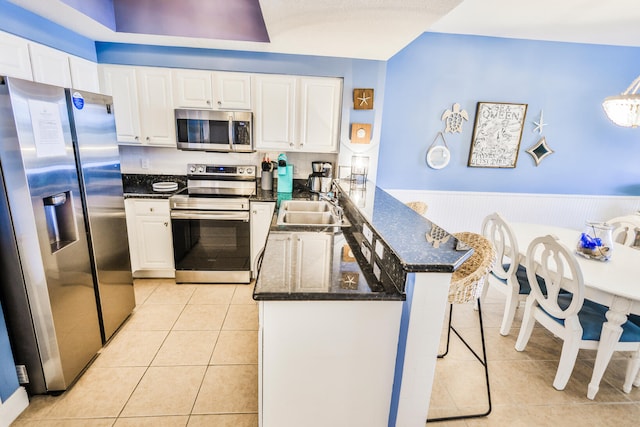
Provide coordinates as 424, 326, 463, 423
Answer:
119, 145, 338, 179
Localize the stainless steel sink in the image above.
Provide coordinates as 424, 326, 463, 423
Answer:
280, 212, 338, 225
276, 200, 350, 227
279, 200, 332, 212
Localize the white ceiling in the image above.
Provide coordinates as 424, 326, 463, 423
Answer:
9, 0, 640, 60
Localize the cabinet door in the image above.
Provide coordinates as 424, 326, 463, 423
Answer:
0, 31, 33, 80
125, 199, 174, 272
263, 233, 293, 292
69, 55, 100, 93
173, 69, 214, 109
100, 65, 142, 144
299, 77, 342, 153
135, 215, 174, 270
137, 67, 176, 146
214, 72, 251, 110
253, 75, 297, 151
28, 43, 72, 87
294, 233, 332, 292
250, 202, 276, 276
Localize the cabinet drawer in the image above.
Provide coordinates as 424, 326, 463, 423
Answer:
130, 199, 170, 216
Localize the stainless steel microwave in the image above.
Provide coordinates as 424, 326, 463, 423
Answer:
175, 109, 253, 153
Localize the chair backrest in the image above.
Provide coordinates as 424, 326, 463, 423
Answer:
525, 234, 584, 320
481, 212, 520, 281
606, 215, 640, 247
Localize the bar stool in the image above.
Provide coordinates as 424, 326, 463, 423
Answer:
427, 232, 496, 423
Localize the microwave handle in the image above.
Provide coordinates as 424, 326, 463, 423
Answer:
228, 114, 234, 151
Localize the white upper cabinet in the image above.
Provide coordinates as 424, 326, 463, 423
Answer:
173, 69, 213, 109
173, 69, 251, 110
28, 43, 72, 87
100, 65, 175, 146
213, 71, 251, 110
100, 65, 142, 144
253, 74, 298, 151
0, 31, 33, 80
68, 55, 100, 93
136, 67, 175, 146
253, 74, 342, 153
299, 77, 342, 153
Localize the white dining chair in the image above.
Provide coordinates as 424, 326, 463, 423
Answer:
480, 212, 542, 336
606, 214, 640, 247
515, 234, 640, 392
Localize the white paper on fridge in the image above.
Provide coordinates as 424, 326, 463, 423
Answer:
28, 99, 66, 157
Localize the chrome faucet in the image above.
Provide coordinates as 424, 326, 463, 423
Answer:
319, 189, 343, 223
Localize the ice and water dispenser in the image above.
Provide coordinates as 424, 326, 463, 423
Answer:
43, 191, 78, 253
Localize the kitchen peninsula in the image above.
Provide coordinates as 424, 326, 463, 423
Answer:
253, 180, 472, 427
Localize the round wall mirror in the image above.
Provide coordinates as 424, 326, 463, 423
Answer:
426, 145, 450, 169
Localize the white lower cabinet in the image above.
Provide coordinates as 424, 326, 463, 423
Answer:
250, 202, 275, 278
124, 199, 175, 278
266, 232, 332, 291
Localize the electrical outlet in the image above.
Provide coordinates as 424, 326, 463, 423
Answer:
140, 158, 150, 169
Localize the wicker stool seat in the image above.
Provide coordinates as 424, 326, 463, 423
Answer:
428, 232, 496, 423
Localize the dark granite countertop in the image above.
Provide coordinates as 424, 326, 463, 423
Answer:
122, 174, 187, 199
253, 180, 473, 301
337, 180, 472, 273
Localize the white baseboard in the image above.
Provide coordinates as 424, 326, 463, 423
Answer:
387, 189, 640, 234
0, 386, 29, 427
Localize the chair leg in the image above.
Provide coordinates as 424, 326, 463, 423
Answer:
438, 304, 454, 358
499, 289, 519, 336
623, 351, 640, 393
553, 338, 581, 390
515, 296, 536, 352
427, 299, 491, 423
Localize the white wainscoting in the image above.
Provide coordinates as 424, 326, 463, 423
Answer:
388, 189, 640, 234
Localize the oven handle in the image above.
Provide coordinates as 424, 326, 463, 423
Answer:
170, 210, 250, 222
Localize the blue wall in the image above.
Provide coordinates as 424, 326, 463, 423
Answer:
0, 301, 19, 402
379, 32, 640, 196
0, 0, 97, 60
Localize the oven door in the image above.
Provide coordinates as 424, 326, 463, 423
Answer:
170, 209, 251, 283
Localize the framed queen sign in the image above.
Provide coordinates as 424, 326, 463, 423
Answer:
467, 102, 528, 168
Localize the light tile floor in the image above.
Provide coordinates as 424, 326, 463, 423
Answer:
11, 280, 640, 426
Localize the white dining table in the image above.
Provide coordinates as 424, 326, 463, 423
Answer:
510, 222, 640, 399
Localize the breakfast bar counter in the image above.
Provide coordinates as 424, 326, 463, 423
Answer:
253, 180, 472, 427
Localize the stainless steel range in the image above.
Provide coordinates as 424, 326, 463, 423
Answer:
169, 164, 256, 283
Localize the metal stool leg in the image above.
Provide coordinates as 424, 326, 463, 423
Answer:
427, 299, 492, 423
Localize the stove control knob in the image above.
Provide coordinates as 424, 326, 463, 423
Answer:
189, 165, 196, 173
245, 167, 253, 175
198, 166, 205, 173
238, 167, 245, 174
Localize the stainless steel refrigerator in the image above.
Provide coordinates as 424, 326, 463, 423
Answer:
0, 76, 134, 394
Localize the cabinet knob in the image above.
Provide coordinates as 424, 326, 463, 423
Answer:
149, 207, 154, 212
218, 101, 222, 106
289, 142, 294, 147
206, 100, 211, 105
134, 136, 139, 141
252, 210, 257, 214
146, 136, 150, 141
164, 222, 168, 227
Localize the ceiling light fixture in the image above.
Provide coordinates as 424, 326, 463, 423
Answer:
602, 75, 640, 128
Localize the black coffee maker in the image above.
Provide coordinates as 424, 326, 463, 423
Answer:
308, 161, 333, 193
